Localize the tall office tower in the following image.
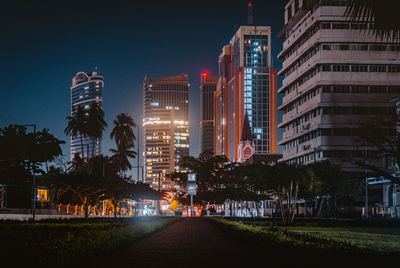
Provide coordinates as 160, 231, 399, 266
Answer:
278, 0, 400, 169
214, 24, 278, 162
143, 74, 189, 190
200, 72, 218, 153
70, 71, 103, 160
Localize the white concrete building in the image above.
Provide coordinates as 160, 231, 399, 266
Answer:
278, 0, 400, 172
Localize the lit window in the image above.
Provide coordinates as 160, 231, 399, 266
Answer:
37, 189, 49, 202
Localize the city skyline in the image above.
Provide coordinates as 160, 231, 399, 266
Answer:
0, 1, 286, 177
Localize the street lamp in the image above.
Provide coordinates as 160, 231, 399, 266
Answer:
17, 124, 37, 221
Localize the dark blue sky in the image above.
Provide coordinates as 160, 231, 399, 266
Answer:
0, 0, 286, 176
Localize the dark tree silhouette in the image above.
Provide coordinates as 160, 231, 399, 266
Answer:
346, 0, 400, 41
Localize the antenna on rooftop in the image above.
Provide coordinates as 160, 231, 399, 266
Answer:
248, 1, 254, 25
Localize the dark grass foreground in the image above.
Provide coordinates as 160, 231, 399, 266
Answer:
207, 218, 400, 267
0, 217, 180, 267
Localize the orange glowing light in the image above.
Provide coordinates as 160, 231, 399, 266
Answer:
201, 72, 208, 77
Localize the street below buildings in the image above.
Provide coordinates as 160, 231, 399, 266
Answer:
106, 218, 261, 267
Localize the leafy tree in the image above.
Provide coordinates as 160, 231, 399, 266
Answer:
307, 161, 357, 217
68, 153, 86, 173
54, 173, 105, 218
0, 125, 64, 182
65, 106, 87, 160
101, 176, 131, 219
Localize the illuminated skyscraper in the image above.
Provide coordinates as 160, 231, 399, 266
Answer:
200, 73, 218, 153
214, 24, 278, 162
143, 74, 189, 190
70, 71, 103, 160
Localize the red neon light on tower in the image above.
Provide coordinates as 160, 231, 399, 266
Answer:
248, 1, 254, 25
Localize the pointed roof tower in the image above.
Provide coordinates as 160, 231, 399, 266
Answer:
241, 111, 253, 141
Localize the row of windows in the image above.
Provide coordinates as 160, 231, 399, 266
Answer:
284, 128, 394, 149
283, 42, 400, 77
286, 150, 379, 165
284, 85, 400, 112
320, 64, 400, 73
284, 19, 383, 59
284, 106, 395, 131
283, 64, 400, 96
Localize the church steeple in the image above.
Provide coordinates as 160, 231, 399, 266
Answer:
241, 111, 253, 142
237, 112, 255, 163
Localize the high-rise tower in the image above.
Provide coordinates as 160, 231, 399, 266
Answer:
278, 0, 400, 170
143, 74, 189, 190
70, 71, 103, 160
200, 72, 218, 153
214, 18, 278, 161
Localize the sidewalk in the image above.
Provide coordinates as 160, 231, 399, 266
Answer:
108, 218, 261, 267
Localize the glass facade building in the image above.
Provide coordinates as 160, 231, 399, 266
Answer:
70, 71, 103, 160
215, 26, 278, 161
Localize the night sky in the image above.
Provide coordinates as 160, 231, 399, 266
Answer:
0, 0, 286, 177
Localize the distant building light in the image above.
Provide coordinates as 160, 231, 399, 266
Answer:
151, 102, 159, 106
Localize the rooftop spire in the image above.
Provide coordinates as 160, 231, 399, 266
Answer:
248, 1, 254, 25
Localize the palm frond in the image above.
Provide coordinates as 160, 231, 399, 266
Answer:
345, 0, 400, 42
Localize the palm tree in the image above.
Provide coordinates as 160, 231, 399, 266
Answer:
110, 143, 137, 173
346, 0, 400, 41
110, 113, 137, 173
110, 113, 136, 147
65, 106, 87, 160
87, 103, 107, 159
68, 153, 86, 172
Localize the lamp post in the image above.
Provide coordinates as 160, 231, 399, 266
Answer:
17, 124, 37, 221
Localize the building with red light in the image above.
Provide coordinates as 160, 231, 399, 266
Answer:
214, 25, 278, 162
200, 73, 218, 153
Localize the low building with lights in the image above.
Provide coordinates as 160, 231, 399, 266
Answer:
143, 74, 189, 190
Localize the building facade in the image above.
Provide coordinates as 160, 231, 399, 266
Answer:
214, 25, 278, 162
278, 0, 400, 169
200, 72, 218, 153
70, 71, 103, 160
143, 74, 189, 190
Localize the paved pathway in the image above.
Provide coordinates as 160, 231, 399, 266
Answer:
109, 218, 260, 268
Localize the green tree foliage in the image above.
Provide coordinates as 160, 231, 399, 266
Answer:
352, 113, 400, 184
0, 125, 64, 182
65, 106, 87, 159
87, 103, 107, 159
110, 113, 137, 173
169, 153, 358, 223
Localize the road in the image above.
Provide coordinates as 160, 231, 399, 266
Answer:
108, 218, 261, 268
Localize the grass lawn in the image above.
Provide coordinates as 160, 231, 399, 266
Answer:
284, 226, 400, 253
0, 216, 180, 266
